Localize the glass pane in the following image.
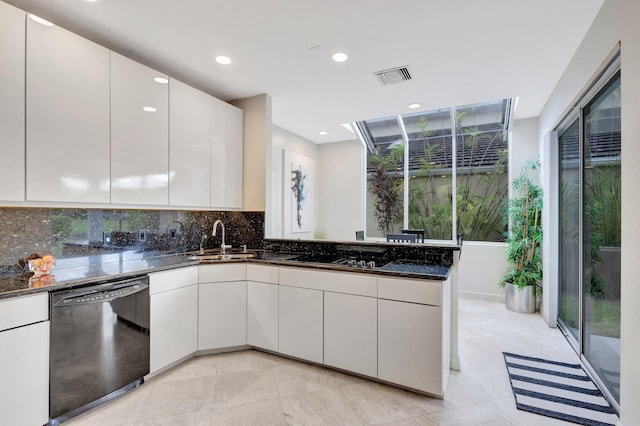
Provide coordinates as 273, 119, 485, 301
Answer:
558, 119, 581, 343
455, 101, 508, 241
405, 108, 453, 240
583, 73, 621, 403
365, 118, 404, 238
359, 98, 511, 242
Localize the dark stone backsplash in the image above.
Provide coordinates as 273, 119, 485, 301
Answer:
263, 239, 457, 267
0, 208, 264, 267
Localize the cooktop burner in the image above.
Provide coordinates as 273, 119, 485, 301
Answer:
331, 258, 379, 269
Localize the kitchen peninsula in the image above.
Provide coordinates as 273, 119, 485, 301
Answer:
0, 239, 460, 425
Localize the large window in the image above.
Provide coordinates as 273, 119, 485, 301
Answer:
358, 99, 510, 242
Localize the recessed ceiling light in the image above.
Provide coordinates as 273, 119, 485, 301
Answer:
143, 106, 157, 112
319, 131, 328, 135
408, 103, 421, 109
332, 52, 348, 63
215, 55, 231, 65
28, 14, 54, 26
153, 77, 168, 84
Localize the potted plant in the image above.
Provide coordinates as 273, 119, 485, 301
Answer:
499, 160, 543, 313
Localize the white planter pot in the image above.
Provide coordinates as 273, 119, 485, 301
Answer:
505, 282, 536, 313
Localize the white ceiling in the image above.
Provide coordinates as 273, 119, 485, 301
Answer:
7, 0, 604, 143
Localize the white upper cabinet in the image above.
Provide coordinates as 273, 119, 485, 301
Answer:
211, 98, 243, 209
169, 79, 212, 207
170, 79, 243, 209
26, 18, 110, 203
0, 2, 25, 202
110, 52, 169, 205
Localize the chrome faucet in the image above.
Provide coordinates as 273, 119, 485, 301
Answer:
212, 220, 227, 253
199, 234, 207, 254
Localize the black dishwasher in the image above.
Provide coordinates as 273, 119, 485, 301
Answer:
49, 275, 150, 425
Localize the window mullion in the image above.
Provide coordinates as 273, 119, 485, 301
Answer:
397, 115, 410, 230
450, 107, 457, 242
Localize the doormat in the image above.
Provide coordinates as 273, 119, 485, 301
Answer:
503, 352, 618, 426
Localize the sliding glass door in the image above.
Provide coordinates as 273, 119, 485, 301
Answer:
557, 70, 620, 406
559, 120, 580, 344
582, 75, 621, 403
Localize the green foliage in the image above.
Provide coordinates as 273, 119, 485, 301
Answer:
51, 215, 73, 241
407, 110, 508, 241
561, 163, 621, 298
456, 148, 509, 241
500, 160, 543, 289
586, 163, 621, 298
368, 144, 403, 235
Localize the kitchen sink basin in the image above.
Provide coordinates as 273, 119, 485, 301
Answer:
187, 252, 255, 261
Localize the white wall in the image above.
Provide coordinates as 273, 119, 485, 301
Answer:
267, 125, 317, 239
458, 242, 509, 302
510, 117, 540, 185
455, 117, 538, 305
538, 1, 639, 422
230, 94, 271, 212
316, 140, 364, 241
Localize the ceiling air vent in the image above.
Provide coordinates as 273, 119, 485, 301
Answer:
373, 66, 412, 86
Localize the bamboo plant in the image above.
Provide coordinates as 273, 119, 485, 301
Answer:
500, 160, 543, 290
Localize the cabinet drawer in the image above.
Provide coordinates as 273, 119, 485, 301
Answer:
247, 264, 278, 284
279, 267, 377, 297
199, 264, 246, 283
0, 293, 49, 331
378, 277, 442, 306
149, 266, 198, 295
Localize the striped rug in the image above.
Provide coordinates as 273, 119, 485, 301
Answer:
503, 352, 618, 426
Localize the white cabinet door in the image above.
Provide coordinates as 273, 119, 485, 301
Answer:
0, 321, 49, 426
247, 281, 279, 351
324, 292, 377, 377
279, 285, 323, 363
378, 299, 444, 395
169, 79, 211, 207
111, 52, 169, 205
0, 2, 25, 201
26, 18, 110, 203
0, 293, 49, 331
150, 284, 198, 374
198, 281, 247, 350
211, 98, 243, 209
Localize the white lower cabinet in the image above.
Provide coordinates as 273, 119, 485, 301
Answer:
324, 292, 377, 377
0, 293, 49, 426
378, 298, 444, 395
150, 263, 451, 397
0, 322, 49, 426
198, 281, 247, 349
247, 264, 278, 352
198, 264, 247, 350
247, 265, 279, 351
149, 267, 198, 374
278, 285, 323, 363
247, 281, 279, 351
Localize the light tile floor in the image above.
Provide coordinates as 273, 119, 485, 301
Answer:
66, 299, 578, 425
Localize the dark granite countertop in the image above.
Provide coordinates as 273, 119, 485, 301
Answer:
0, 248, 453, 301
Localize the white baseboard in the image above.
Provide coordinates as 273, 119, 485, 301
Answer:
459, 290, 505, 303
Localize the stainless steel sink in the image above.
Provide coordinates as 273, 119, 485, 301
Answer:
187, 252, 255, 261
